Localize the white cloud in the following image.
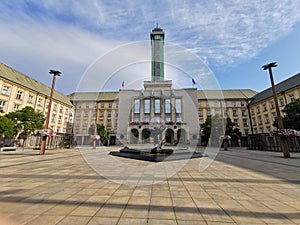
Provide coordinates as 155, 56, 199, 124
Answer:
1, 0, 300, 93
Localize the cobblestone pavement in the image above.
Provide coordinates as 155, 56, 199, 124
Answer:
0, 147, 299, 225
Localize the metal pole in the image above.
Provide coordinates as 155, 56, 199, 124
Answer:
40, 70, 61, 155
262, 62, 290, 158
93, 101, 99, 149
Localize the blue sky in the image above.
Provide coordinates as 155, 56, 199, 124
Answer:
1, 0, 300, 94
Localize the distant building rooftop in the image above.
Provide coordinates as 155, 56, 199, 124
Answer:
250, 73, 300, 105
0, 62, 72, 107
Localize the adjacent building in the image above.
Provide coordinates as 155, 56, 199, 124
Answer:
249, 73, 300, 134
0, 62, 74, 134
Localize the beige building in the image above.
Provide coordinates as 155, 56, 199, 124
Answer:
249, 73, 300, 134
0, 62, 73, 134
197, 89, 257, 135
68, 92, 118, 145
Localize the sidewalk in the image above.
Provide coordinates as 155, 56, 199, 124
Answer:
0, 147, 299, 225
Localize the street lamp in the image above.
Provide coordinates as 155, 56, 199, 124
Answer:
40, 69, 61, 155
93, 101, 100, 149
262, 62, 290, 158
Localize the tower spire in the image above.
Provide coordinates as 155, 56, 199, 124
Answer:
150, 26, 165, 81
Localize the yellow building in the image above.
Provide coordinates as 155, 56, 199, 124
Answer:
0, 62, 73, 133
68, 92, 118, 145
249, 73, 300, 134
197, 89, 257, 135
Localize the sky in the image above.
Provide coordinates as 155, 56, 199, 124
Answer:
1, 0, 300, 95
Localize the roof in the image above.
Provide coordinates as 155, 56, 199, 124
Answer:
0, 62, 73, 107
250, 73, 300, 105
197, 89, 257, 100
68, 92, 119, 102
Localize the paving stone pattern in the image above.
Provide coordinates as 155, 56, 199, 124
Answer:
0, 147, 299, 225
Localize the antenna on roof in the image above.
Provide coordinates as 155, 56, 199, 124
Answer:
156, 23, 158, 28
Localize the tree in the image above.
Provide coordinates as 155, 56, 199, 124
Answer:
6, 106, 45, 145
282, 98, 300, 130
201, 115, 240, 146
0, 116, 15, 136
97, 124, 110, 145
88, 123, 110, 145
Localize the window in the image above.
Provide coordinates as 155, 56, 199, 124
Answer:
58, 116, 62, 123
100, 111, 104, 117
289, 95, 295, 102
155, 99, 160, 114
86, 104, 89, 109
2, 85, 10, 95
224, 109, 228, 117
279, 98, 285, 106
107, 111, 111, 117
207, 110, 211, 116
51, 114, 56, 122
243, 119, 248, 127
65, 109, 69, 115
233, 109, 238, 116
16, 90, 23, 99
14, 104, 20, 111
215, 109, 220, 115
144, 116, 150, 122
176, 116, 182, 122
270, 101, 275, 109
231, 102, 237, 107
108, 103, 112, 108
257, 106, 260, 113
240, 102, 245, 107
101, 104, 105, 108
175, 99, 181, 114
198, 110, 203, 116
84, 111, 88, 117
263, 104, 267, 112
251, 108, 254, 115
233, 119, 238, 126
144, 99, 150, 114
37, 98, 43, 106
242, 110, 246, 116
165, 116, 171, 122
28, 95, 34, 103
134, 116, 140, 122
199, 119, 203, 125
53, 104, 58, 111
165, 99, 171, 114
134, 99, 140, 114
214, 102, 219, 107
206, 102, 210, 107
265, 115, 270, 123
59, 107, 63, 113
0, 100, 6, 109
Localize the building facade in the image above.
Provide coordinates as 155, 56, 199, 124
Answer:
249, 73, 300, 134
0, 62, 74, 134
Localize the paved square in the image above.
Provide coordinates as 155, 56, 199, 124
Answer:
0, 147, 299, 225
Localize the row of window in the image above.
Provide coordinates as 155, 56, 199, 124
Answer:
198, 101, 247, 108
134, 98, 182, 114
198, 109, 247, 117
76, 103, 114, 109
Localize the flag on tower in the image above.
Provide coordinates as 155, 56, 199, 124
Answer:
122, 81, 125, 88
192, 78, 196, 87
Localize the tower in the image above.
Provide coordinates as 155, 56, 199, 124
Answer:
150, 26, 165, 81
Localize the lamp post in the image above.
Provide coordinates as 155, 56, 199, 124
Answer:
40, 70, 61, 155
93, 101, 99, 149
262, 62, 290, 158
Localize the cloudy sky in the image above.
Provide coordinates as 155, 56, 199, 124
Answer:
1, 0, 300, 94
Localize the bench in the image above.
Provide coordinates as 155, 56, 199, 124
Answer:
0, 146, 17, 152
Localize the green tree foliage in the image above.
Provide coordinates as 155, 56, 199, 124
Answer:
0, 116, 15, 136
6, 106, 45, 139
88, 123, 110, 144
97, 124, 110, 141
201, 115, 241, 145
282, 98, 300, 130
